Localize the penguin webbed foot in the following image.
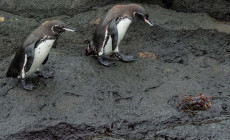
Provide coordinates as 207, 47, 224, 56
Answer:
97, 56, 115, 67
114, 53, 136, 62
36, 71, 54, 79
21, 79, 36, 91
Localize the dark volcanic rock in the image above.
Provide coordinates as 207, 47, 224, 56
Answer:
171, 0, 230, 21
1, 0, 230, 21
0, 1, 230, 140
0, 0, 164, 20
0, 0, 119, 19
0, 11, 38, 61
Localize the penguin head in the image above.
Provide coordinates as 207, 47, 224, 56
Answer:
43, 20, 77, 34
86, 40, 97, 56
51, 24, 66, 34
134, 12, 153, 27
51, 25, 77, 34
131, 4, 153, 26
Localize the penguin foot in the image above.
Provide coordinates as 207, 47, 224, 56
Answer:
97, 57, 115, 67
36, 71, 54, 79
21, 79, 36, 91
114, 53, 136, 62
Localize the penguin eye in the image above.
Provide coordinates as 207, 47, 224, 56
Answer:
52, 25, 65, 33
135, 13, 141, 19
145, 14, 149, 19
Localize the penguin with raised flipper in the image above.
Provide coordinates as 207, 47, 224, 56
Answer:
6, 20, 77, 91
86, 4, 153, 67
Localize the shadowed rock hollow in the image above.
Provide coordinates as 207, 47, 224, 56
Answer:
0, 0, 230, 139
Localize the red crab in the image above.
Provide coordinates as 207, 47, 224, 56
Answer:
176, 94, 212, 110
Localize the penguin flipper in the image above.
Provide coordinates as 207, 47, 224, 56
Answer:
42, 54, 49, 65
25, 41, 37, 72
108, 18, 118, 51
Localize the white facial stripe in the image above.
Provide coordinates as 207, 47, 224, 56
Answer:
133, 12, 144, 17
51, 25, 62, 34
51, 26, 58, 34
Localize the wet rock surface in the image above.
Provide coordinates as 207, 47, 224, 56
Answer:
0, 1, 230, 140
169, 0, 230, 21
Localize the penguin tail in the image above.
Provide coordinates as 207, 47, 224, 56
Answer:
6, 63, 20, 78
6, 70, 11, 77
6, 48, 25, 78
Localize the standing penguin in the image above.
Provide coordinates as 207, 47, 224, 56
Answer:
6, 20, 77, 91
86, 4, 153, 66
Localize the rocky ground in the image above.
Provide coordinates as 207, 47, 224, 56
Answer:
0, 0, 230, 140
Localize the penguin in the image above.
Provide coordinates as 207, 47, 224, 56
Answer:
86, 4, 153, 67
6, 20, 77, 91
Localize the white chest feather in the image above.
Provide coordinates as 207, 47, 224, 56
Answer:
25, 39, 55, 76
100, 18, 132, 55
117, 18, 132, 45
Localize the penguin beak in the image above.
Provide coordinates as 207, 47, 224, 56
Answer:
63, 27, 77, 32
144, 18, 153, 27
